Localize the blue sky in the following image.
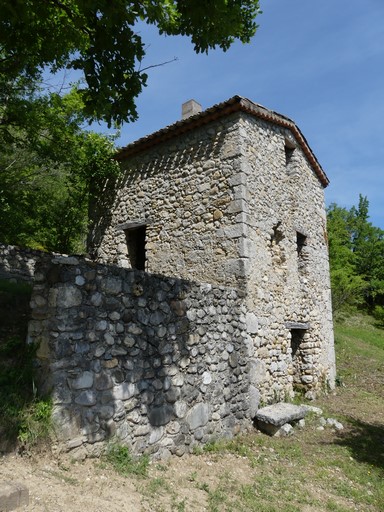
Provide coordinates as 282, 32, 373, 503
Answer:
108, 0, 384, 229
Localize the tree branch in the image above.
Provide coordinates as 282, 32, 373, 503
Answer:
138, 57, 178, 73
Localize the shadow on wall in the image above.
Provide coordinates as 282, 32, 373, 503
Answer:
30, 257, 248, 457
87, 125, 229, 260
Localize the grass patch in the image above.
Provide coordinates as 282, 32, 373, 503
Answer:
180, 313, 383, 512
42, 468, 78, 485
104, 443, 150, 478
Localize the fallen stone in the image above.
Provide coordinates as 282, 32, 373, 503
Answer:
0, 481, 29, 511
277, 423, 294, 437
255, 403, 307, 427
255, 403, 308, 436
326, 418, 344, 430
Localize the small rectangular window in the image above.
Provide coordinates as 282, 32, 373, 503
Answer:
291, 328, 305, 358
296, 232, 306, 256
285, 146, 295, 165
124, 225, 147, 270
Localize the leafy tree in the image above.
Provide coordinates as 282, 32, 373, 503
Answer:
327, 203, 366, 313
0, 84, 119, 252
0, 0, 261, 126
327, 196, 384, 314
349, 195, 384, 305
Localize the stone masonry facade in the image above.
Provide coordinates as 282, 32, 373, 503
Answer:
89, 96, 336, 404
1, 96, 336, 457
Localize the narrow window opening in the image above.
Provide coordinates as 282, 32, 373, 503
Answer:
296, 232, 306, 256
285, 146, 295, 165
290, 328, 306, 389
291, 328, 305, 358
271, 221, 284, 246
284, 135, 296, 166
124, 225, 147, 270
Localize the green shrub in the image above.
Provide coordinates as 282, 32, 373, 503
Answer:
17, 398, 53, 448
0, 280, 52, 449
104, 443, 150, 477
373, 305, 384, 327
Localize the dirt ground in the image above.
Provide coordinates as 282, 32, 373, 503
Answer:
0, 448, 255, 512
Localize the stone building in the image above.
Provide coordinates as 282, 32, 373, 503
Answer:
89, 95, 336, 403
0, 96, 336, 457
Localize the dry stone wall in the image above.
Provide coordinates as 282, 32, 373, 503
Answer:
28, 255, 254, 459
0, 243, 51, 283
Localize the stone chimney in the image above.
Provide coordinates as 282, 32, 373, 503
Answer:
181, 99, 202, 120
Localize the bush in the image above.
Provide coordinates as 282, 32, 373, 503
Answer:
104, 443, 150, 477
373, 305, 384, 327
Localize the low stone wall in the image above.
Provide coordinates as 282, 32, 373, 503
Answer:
28, 255, 254, 459
0, 243, 51, 283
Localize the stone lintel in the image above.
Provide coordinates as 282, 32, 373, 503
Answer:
285, 322, 310, 330
115, 220, 148, 231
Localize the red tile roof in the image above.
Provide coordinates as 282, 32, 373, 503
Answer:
116, 95, 329, 187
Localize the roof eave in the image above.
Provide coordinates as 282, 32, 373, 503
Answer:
116, 96, 330, 188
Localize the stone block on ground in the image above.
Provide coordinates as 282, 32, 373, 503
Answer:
255, 402, 307, 436
0, 481, 29, 511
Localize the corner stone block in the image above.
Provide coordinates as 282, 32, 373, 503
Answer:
51, 406, 82, 440
248, 385, 260, 418
246, 312, 258, 334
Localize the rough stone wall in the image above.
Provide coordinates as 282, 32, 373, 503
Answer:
28, 255, 253, 459
238, 115, 335, 401
0, 243, 51, 283
88, 110, 335, 404
89, 113, 248, 290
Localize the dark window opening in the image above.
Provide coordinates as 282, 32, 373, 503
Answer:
290, 328, 307, 390
285, 146, 295, 165
284, 135, 296, 166
291, 329, 305, 358
124, 225, 146, 270
296, 232, 307, 256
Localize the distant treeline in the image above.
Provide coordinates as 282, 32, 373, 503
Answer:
327, 195, 384, 322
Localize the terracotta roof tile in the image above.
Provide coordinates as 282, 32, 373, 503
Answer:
116, 96, 329, 187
